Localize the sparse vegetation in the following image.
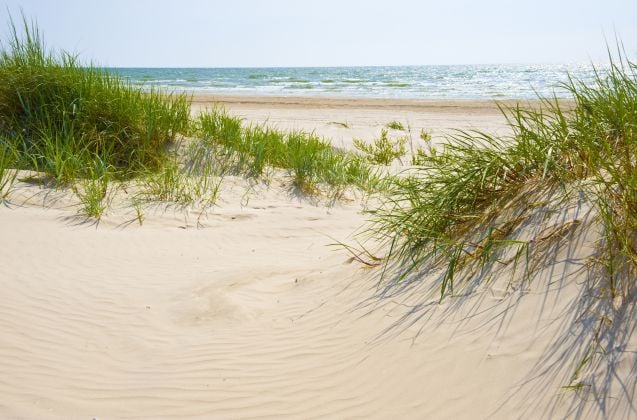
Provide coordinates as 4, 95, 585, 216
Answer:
195, 107, 378, 193
411, 128, 435, 165
137, 145, 224, 207
132, 198, 145, 226
386, 120, 406, 131
353, 128, 408, 165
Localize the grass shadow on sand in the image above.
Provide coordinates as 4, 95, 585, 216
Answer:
350, 184, 637, 419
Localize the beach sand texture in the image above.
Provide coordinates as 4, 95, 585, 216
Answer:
0, 97, 635, 419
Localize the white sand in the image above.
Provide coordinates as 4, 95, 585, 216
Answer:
0, 97, 634, 419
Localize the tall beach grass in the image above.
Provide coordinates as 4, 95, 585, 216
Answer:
366, 50, 637, 302
359, 51, 637, 395
0, 16, 379, 214
0, 16, 190, 184
195, 107, 379, 194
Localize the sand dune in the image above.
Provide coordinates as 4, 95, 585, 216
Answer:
0, 98, 634, 419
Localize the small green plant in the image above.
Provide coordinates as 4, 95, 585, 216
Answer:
75, 157, 109, 219
330, 121, 350, 128
353, 129, 408, 165
411, 129, 446, 166
386, 120, 406, 131
77, 178, 108, 218
412, 129, 435, 165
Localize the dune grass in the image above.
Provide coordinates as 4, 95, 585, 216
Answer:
0, 16, 190, 185
74, 158, 110, 218
195, 107, 378, 194
366, 52, 637, 302
359, 53, 637, 393
0, 16, 212, 216
0, 16, 380, 216
410, 129, 434, 165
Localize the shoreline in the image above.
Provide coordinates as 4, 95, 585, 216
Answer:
190, 93, 575, 114
188, 94, 547, 149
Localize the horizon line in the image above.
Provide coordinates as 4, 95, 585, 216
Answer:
99, 61, 607, 70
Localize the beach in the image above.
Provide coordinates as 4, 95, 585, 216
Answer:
191, 95, 521, 149
2, 95, 633, 420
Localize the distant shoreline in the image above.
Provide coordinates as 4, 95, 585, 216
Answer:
190, 93, 575, 115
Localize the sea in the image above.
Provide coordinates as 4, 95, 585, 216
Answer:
108, 64, 603, 99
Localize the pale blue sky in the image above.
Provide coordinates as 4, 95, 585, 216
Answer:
2, 0, 636, 67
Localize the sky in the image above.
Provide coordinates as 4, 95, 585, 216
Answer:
1, 0, 636, 67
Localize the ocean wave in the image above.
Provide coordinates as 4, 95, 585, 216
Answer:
285, 84, 314, 90
384, 81, 411, 87
110, 64, 601, 99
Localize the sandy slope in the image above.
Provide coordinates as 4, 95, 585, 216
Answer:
0, 97, 634, 419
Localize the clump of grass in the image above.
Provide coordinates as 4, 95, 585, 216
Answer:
75, 157, 110, 218
195, 107, 378, 194
353, 128, 408, 165
367, 51, 637, 302
0, 15, 190, 182
368, 131, 533, 296
0, 15, 192, 218
360, 51, 637, 397
566, 57, 637, 297
386, 120, 406, 131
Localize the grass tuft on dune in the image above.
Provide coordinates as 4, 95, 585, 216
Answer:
0, 15, 190, 183
195, 107, 379, 194
357, 50, 637, 394
368, 51, 637, 300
